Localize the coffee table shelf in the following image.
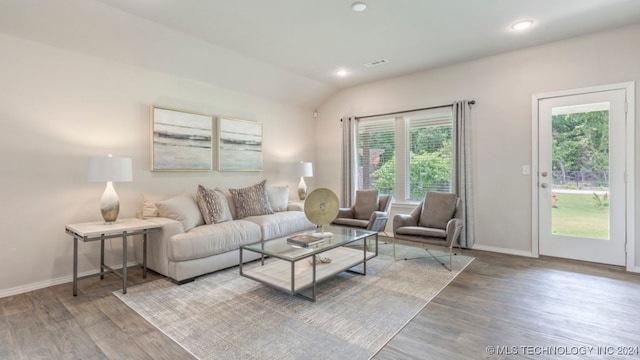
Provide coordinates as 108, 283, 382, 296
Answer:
242, 247, 376, 292
240, 225, 378, 301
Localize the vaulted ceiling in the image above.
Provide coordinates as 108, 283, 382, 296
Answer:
2, 0, 640, 107
96, 0, 640, 88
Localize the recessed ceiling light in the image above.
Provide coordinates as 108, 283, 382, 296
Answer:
336, 69, 350, 77
511, 20, 534, 31
351, 2, 367, 12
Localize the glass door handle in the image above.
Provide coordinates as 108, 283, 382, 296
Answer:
540, 183, 548, 188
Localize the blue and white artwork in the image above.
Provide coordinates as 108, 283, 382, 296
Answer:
152, 107, 212, 171
218, 117, 263, 171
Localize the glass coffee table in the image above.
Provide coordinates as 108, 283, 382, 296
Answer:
239, 225, 378, 302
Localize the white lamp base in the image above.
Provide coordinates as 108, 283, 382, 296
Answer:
298, 176, 307, 200
100, 181, 120, 223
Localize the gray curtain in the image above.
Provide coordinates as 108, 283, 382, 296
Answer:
341, 117, 357, 207
453, 101, 475, 248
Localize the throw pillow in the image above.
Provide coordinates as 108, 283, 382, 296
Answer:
156, 193, 204, 232
141, 193, 169, 218
229, 180, 274, 219
196, 185, 233, 224
353, 190, 379, 220
266, 185, 289, 212
215, 188, 237, 220
419, 192, 457, 229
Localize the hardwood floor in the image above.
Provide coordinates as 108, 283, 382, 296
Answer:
1, 249, 639, 359
375, 250, 640, 360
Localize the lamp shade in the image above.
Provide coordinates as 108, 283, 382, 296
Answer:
296, 161, 313, 178
88, 156, 132, 182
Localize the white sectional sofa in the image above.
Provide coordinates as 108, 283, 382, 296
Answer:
133, 181, 315, 283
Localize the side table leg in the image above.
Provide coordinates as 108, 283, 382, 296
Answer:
122, 232, 128, 294
311, 255, 316, 302
73, 237, 78, 296
100, 238, 105, 280
143, 232, 148, 278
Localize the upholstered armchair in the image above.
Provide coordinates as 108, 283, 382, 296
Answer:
392, 191, 463, 271
331, 190, 392, 233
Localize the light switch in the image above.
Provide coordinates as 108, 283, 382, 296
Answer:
522, 165, 530, 175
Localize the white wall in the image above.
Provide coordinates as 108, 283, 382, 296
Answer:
0, 34, 316, 296
315, 24, 640, 264
0, 0, 334, 108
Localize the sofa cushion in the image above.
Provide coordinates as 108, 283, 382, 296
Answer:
354, 190, 379, 220
167, 220, 262, 261
266, 185, 289, 212
229, 180, 274, 219
244, 211, 315, 241
419, 192, 457, 229
196, 185, 233, 224
156, 193, 204, 232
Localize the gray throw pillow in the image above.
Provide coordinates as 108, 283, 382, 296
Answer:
419, 192, 457, 229
196, 185, 233, 224
229, 180, 274, 219
353, 190, 379, 220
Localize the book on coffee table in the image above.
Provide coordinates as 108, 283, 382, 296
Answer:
287, 234, 326, 248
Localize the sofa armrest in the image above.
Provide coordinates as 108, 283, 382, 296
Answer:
133, 217, 185, 277
287, 201, 304, 212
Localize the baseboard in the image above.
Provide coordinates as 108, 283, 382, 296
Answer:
0, 261, 140, 298
627, 266, 640, 273
471, 244, 536, 258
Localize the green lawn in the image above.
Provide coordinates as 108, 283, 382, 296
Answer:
552, 192, 609, 239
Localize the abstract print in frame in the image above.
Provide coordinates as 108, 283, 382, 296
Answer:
218, 117, 263, 171
151, 106, 213, 171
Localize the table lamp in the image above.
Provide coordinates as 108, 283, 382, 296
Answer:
88, 154, 132, 223
296, 161, 313, 200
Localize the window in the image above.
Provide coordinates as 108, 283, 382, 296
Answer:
356, 107, 453, 202
357, 117, 395, 193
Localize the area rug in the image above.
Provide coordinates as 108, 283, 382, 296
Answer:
114, 243, 473, 360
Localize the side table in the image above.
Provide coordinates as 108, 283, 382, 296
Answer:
65, 218, 161, 296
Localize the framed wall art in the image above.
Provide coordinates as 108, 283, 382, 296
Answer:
218, 117, 263, 171
151, 106, 213, 171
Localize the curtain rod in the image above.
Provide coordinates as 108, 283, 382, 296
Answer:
352, 100, 475, 120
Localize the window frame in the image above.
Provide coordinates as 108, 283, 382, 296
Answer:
355, 106, 454, 203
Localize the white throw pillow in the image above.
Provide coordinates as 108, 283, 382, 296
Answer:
266, 185, 289, 212
156, 193, 204, 232
215, 188, 237, 220
141, 193, 169, 218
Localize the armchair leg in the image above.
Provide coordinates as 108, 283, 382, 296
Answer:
392, 237, 423, 261
393, 237, 399, 261
393, 238, 456, 271
425, 248, 452, 271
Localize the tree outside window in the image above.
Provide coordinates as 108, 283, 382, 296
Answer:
357, 108, 453, 202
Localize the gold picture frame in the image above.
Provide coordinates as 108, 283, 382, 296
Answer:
151, 106, 213, 171
217, 117, 263, 171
